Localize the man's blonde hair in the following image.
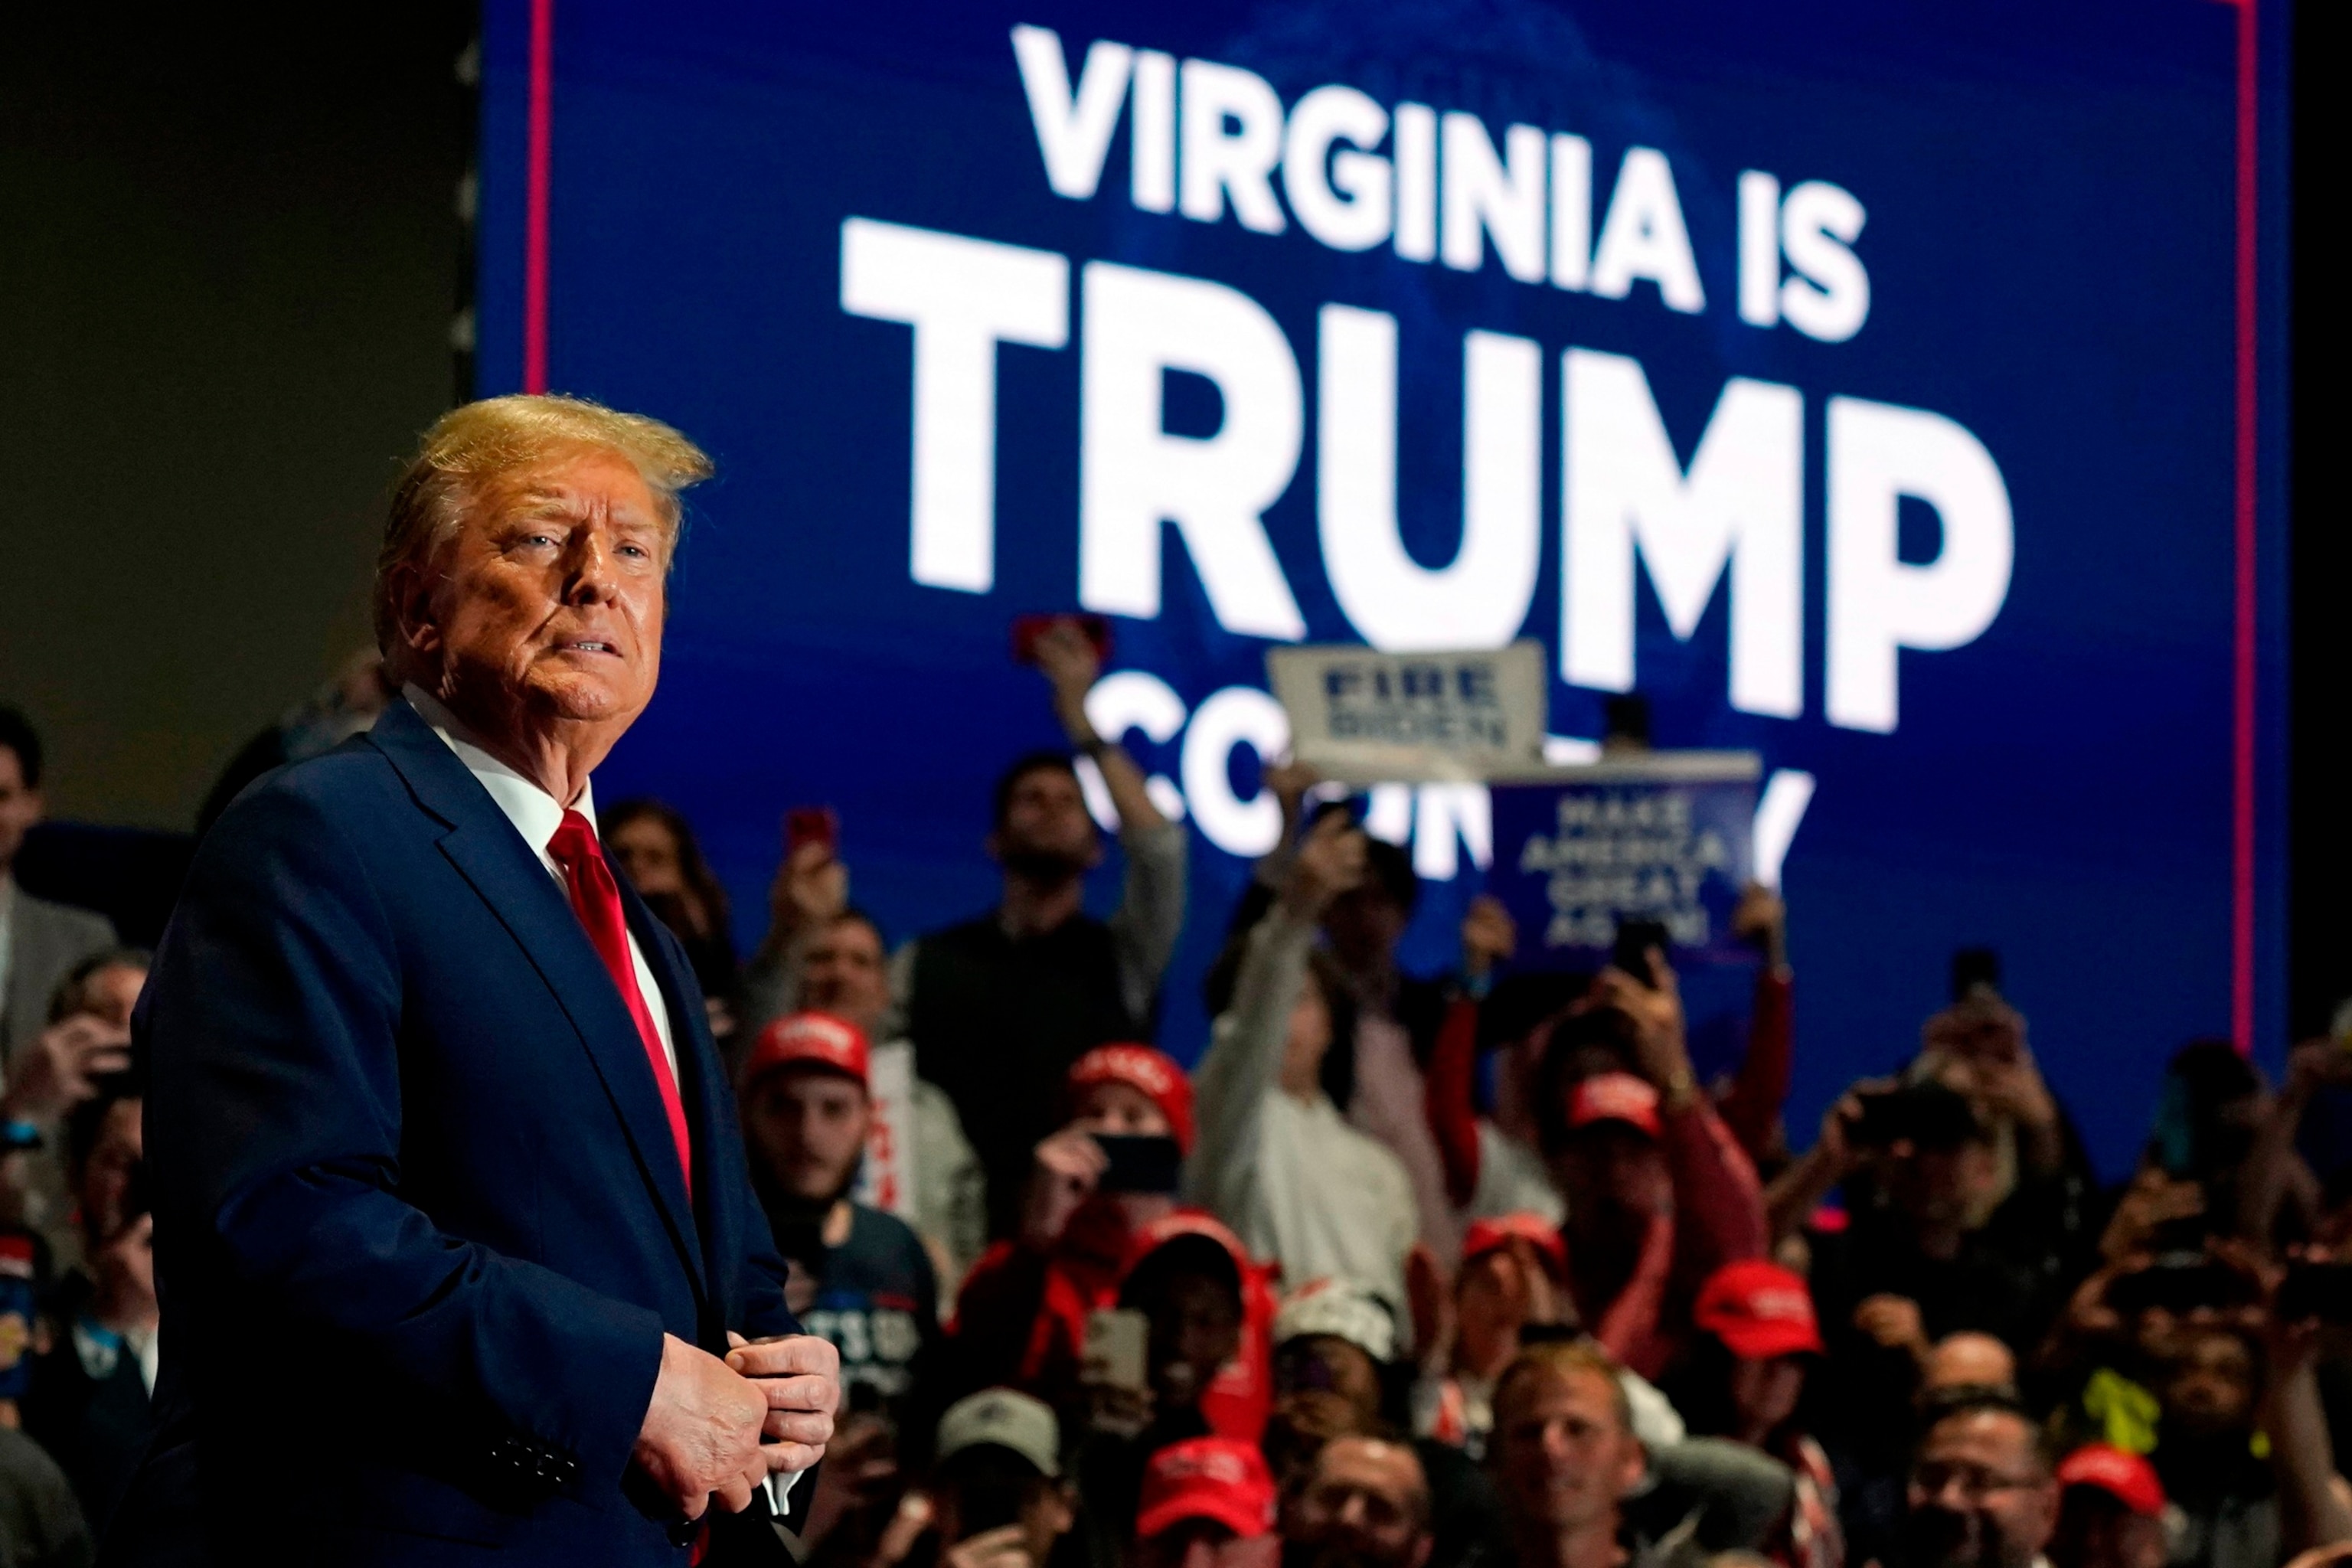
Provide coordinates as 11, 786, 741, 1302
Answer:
1491, 1339, 1634, 1436
373, 394, 713, 652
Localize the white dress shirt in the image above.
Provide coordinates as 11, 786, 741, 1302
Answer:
402, 688, 800, 1517
406, 686, 678, 1083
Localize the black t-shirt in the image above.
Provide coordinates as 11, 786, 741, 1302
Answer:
787, 1204, 939, 1411
908, 913, 1140, 1240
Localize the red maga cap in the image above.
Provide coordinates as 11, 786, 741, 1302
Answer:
743, 1011, 870, 1089
1462, 1213, 1568, 1278
1693, 1260, 1824, 1361
2056, 1444, 2166, 1517
1566, 1073, 1663, 1138
1136, 1437, 1276, 1543
1069, 1044, 1196, 1154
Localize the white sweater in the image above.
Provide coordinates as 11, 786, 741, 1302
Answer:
1187, 906, 1419, 1318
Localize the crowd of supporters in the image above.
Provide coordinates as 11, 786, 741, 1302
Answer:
3, 614, 2350, 1568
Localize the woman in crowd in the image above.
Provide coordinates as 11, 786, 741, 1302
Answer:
601, 795, 742, 1037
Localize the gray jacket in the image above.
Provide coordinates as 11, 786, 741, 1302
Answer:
1, 884, 116, 1063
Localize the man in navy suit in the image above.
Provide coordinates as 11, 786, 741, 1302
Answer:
112, 395, 839, 1565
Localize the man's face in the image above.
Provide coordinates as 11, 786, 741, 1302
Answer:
78, 962, 148, 1030
80, 1097, 144, 1243
1265, 1335, 1386, 1484
1888, 1140, 1995, 1232
606, 816, 685, 898
1491, 1367, 1645, 1536
1145, 1269, 1245, 1411
2160, 1329, 2255, 1437
0, 747, 40, 871
1139, 1519, 1279, 1568
1282, 1437, 1432, 1568
1070, 1080, 1171, 1139
992, 765, 1099, 875
800, 918, 890, 1035
743, 1067, 869, 1204
1552, 1124, 1671, 1227
404, 449, 668, 752
2049, 1492, 2168, 1568
1904, 1411, 2058, 1568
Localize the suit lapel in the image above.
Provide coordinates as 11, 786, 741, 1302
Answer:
365, 701, 708, 1298
613, 877, 742, 1298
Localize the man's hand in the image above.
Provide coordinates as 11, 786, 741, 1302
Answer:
1033, 619, 1105, 746
1730, 883, 1787, 969
634, 1334, 770, 1520
1280, 812, 1366, 921
1852, 1293, 1929, 1363
1023, 1128, 1106, 1249
767, 840, 849, 944
1585, 951, 1690, 1103
724, 1331, 841, 1475
1460, 895, 1517, 979
0, 1014, 132, 1123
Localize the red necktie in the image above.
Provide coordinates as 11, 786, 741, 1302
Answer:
547, 809, 694, 1197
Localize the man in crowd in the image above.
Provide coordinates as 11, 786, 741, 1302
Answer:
1485, 1341, 1662, 1568
0, 708, 122, 1257
1899, 1392, 2058, 1568
1134, 1437, 1279, 1568
1531, 954, 1769, 1379
746, 852, 986, 1289
738, 1012, 938, 1419
1076, 1218, 1253, 1567
874, 1389, 1078, 1568
2047, 1445, 2169, 1568
122, 394, 838, 1563
1282, 1435, 1435, 1568
902, 617, 1188, 1241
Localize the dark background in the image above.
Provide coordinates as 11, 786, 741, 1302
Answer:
1, 3, 2340, 1135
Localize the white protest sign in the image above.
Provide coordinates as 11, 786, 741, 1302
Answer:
1266, 640, 1548, 782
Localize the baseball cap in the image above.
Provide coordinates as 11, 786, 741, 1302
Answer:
1069, 1044, 1197, 1154
1135, 1438, 1277, 1543
743, 1011, 870, 1090
1462, 1213, 1568, 1279
936, 1387, 1061, 1478
2056, 1444, 2165, 1517
1273, 1277, 1397, 1364
1692, 1261, 1824, 1361
1566, 1073, 1663, 1138
1122, 1211, 1247, 1304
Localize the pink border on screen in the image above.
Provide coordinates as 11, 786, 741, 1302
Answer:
523, 0, 554, 394
2227, 0, 2259, 1051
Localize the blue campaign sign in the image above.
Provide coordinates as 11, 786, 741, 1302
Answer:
1488, 770, 1758, 971
474, 0, 2286, 1174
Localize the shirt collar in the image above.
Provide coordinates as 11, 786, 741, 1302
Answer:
401, 684, 597, 861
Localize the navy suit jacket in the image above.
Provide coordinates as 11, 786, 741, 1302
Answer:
111, 700, 803, 1566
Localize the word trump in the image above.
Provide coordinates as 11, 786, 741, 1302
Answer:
837, 26, 2017, 738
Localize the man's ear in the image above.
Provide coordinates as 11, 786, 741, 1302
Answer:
387, 562, 445, 670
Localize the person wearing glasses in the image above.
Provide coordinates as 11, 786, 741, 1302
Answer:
1901, 1390, 2060, 1568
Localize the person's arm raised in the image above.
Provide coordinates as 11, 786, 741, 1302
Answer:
1035, 619, 1162, 837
